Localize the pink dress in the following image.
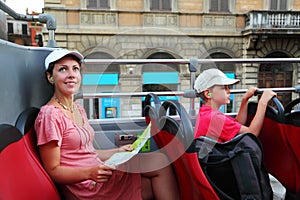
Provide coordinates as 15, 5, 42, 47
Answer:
194, 105, 241, 142
34, 103, 142, 200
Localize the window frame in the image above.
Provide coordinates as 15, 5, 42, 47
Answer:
144, 0, 178, 12
21, 24, 28, 35
150, 0, 172, 11
263, 0, 295, 11
209, 0, 229, 13
270, 0, 287, 10
87, 0, 110, 9
7, 23, 13, 34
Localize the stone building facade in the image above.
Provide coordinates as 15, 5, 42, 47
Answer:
43, 0, 300, 118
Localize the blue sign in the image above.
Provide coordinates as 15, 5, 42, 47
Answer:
83, 74, 119, 85
102, 97, 120, 118
143, 72, 179, 84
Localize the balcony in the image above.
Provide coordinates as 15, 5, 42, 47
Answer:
244, 10, 300, 34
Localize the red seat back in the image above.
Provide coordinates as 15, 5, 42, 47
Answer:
0, 124, 61, 200
144, 93, 163, 150
15, 107, 40, 162
157, 101, 219, 200
247, 102, 300, 194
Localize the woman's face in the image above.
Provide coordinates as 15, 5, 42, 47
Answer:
49, 56, 81, 96
210, 85, 231, 106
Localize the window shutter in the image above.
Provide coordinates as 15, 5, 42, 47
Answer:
280, 0, 287, 10
210, 0, 218, 12
7, 23, 13, 34
100, 0, 110, 8
87, 0, 97, 8
220, 0, 229, 12
22, 24, 28, 35
270, 0, 277, 10
150, 0, 159, 10
162, 0, 171, 10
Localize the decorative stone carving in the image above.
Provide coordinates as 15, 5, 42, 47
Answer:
144, 14, 178, 27
80, 12, 117, 26
203, 15, 235, 29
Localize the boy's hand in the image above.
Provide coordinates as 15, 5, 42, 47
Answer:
260, 90, 277, 105
243, 87, 258, 100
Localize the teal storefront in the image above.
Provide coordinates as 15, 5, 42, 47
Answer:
142, 72, 179, 115
82, 73, 120, 119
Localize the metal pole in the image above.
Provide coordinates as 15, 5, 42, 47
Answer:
83, 57, 300, 65
75, 87, 299, 100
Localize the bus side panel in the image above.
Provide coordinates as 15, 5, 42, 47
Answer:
0, 40, 53, 125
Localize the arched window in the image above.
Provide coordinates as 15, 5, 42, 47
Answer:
142, 52, 179, 115
83, 52, 120, 119
201, 52, 236, 113
85, 52, 119, 73
201, 52, 234, 72
143, 52, 179, 92
259, 52, 292, 106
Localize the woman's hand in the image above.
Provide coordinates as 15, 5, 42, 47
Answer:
96, 144, 134, 161
89, 164, 115, 183
118, 144, 134, 152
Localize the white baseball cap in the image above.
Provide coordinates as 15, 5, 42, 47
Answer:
194, 68, 240, 93
45, 48, 84, 70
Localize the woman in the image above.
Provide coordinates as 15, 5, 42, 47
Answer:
34, 48, 179, 200
193, 68, 277, 142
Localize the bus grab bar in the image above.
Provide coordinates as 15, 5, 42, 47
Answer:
75, 86, 300, 100
83, 58, 300, 65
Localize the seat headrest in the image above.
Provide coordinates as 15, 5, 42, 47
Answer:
15, 107, 40, 135
0, 124, 22, 152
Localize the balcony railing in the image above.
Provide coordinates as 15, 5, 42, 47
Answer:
245, 10, 300, 30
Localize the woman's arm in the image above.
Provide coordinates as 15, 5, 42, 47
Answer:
39, 141, 114, 185
96, 144, 133, 161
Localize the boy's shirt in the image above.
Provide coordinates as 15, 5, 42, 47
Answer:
194, 105, 241, 142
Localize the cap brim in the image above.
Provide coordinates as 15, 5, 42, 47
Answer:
45, 49, 84, 70
221, 79, 240, 86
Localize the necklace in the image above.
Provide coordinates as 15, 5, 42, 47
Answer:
54, 96, 74, 113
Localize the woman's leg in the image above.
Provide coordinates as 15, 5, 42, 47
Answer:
139, 152, 179, 200
141, 176, 154, 200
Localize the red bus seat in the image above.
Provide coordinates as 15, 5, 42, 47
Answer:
157, 100, 219, 200
285, 98, 300, 127
285, 111, 300, 127
144, 93, 163, 149
0, 124, 61, 200
144, 93, 161, 125
15, 107, 40, 161
247, 102, 300, 198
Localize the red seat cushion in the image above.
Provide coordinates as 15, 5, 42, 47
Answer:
0, 125, 60, 200
155, 100, 219, 199
156, 129, 219, 200
247, 112, 300, 193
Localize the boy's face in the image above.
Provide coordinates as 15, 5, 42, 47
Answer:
210, 85, 231, 105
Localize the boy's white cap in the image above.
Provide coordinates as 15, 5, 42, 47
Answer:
45, 48, 84, 70
194, 68, 240, 93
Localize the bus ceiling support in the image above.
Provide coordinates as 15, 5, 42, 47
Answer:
295, 85, 300, 98
189, 58, 198, 116
0, 1, 58, 48
36, 14, 58, 48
